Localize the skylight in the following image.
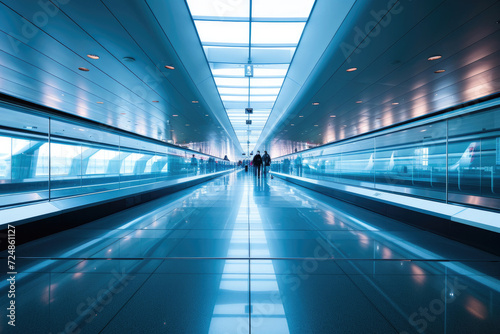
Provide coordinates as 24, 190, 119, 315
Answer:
187, 0, 316, 153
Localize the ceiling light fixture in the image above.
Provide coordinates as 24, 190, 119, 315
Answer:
96, 101, 104, 104
172, 115, 178, 117
192, 101, 199, 104
314, 124, 319, 127
356, 101, 363, 103
330, 115, 336, 117
346, 67, 357, 72
87, 54, 99, 60
165, 65, 175, 70
428, 55, 442, 61
312, 102, 320, 106
299, 115, 304, 118
78, 67, 89, 72
435, 69, 446, 73
392, 102, 399, 105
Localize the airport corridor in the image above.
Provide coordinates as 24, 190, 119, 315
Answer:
1, 171, 499, 334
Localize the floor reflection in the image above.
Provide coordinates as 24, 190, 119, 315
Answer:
0, 171, 499, 333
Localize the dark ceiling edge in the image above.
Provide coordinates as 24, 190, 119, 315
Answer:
274, 91, 500, 159
0, 92, 226, 159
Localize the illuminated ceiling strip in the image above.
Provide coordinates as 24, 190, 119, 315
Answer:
186, 0, 316, 151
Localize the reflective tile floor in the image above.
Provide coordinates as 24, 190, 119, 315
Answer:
1, 171, 499, 333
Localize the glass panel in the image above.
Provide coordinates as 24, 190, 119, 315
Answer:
0, 106, 235, 209
187, 0, 250, 18
374, 123, 447, 201
249, 95, 278, 102
251, 47, 296, 63
218, 87, 250, 95
0, 136, 11, 180
194, 21, 249, 45
272, 107, 499, 210
215, 77, 249, 87
251, 22, 306, 45
212, 67, 247, 77
253, 67, 288, 77
448, 109, 500, 204
250, 88, 281, 95
250, 78, 284, 87
221, 95, 249, 102
49, 141, 83, 198
252, 0, 315, 19
203, 46, 250, 63
0, 107, 49, 208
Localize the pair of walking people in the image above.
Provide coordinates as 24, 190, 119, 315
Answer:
252, 151, 271, 178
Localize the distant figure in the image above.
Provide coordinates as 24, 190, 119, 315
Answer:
252, 151, 263, 178
208, 157, 215, 173
190, 154, 198, 175
262, 151, 271, 177
223, 155, 229, 161
295, 155, 303, 177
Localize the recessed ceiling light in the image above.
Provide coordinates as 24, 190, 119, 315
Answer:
96, 101, 104, 104
87, 54, 99, 60
312, 102, 320, 106
330, 115, 336, 117
346, 67, 357, 72
356, 100, 363, 103
205, 114, 209, 116
78, 67, 89, 71
165, 65, 175, 70
299, 115, 303, 118
428, 55, 442, 61
291, 124, 295, 126
314, 124, 319, 127
192, 101, 199, 103
435, 69, 446, 73
152, 100, 159, 103
392, 102, 399, 105
172, 114, 178, 117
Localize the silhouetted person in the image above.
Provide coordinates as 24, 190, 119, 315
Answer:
190, 154, 198, 175
295, 155, 303, 177
262, 151, 271, 177
253, 151, 263, 178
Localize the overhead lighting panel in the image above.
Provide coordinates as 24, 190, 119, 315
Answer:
186, 0, 315, 153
